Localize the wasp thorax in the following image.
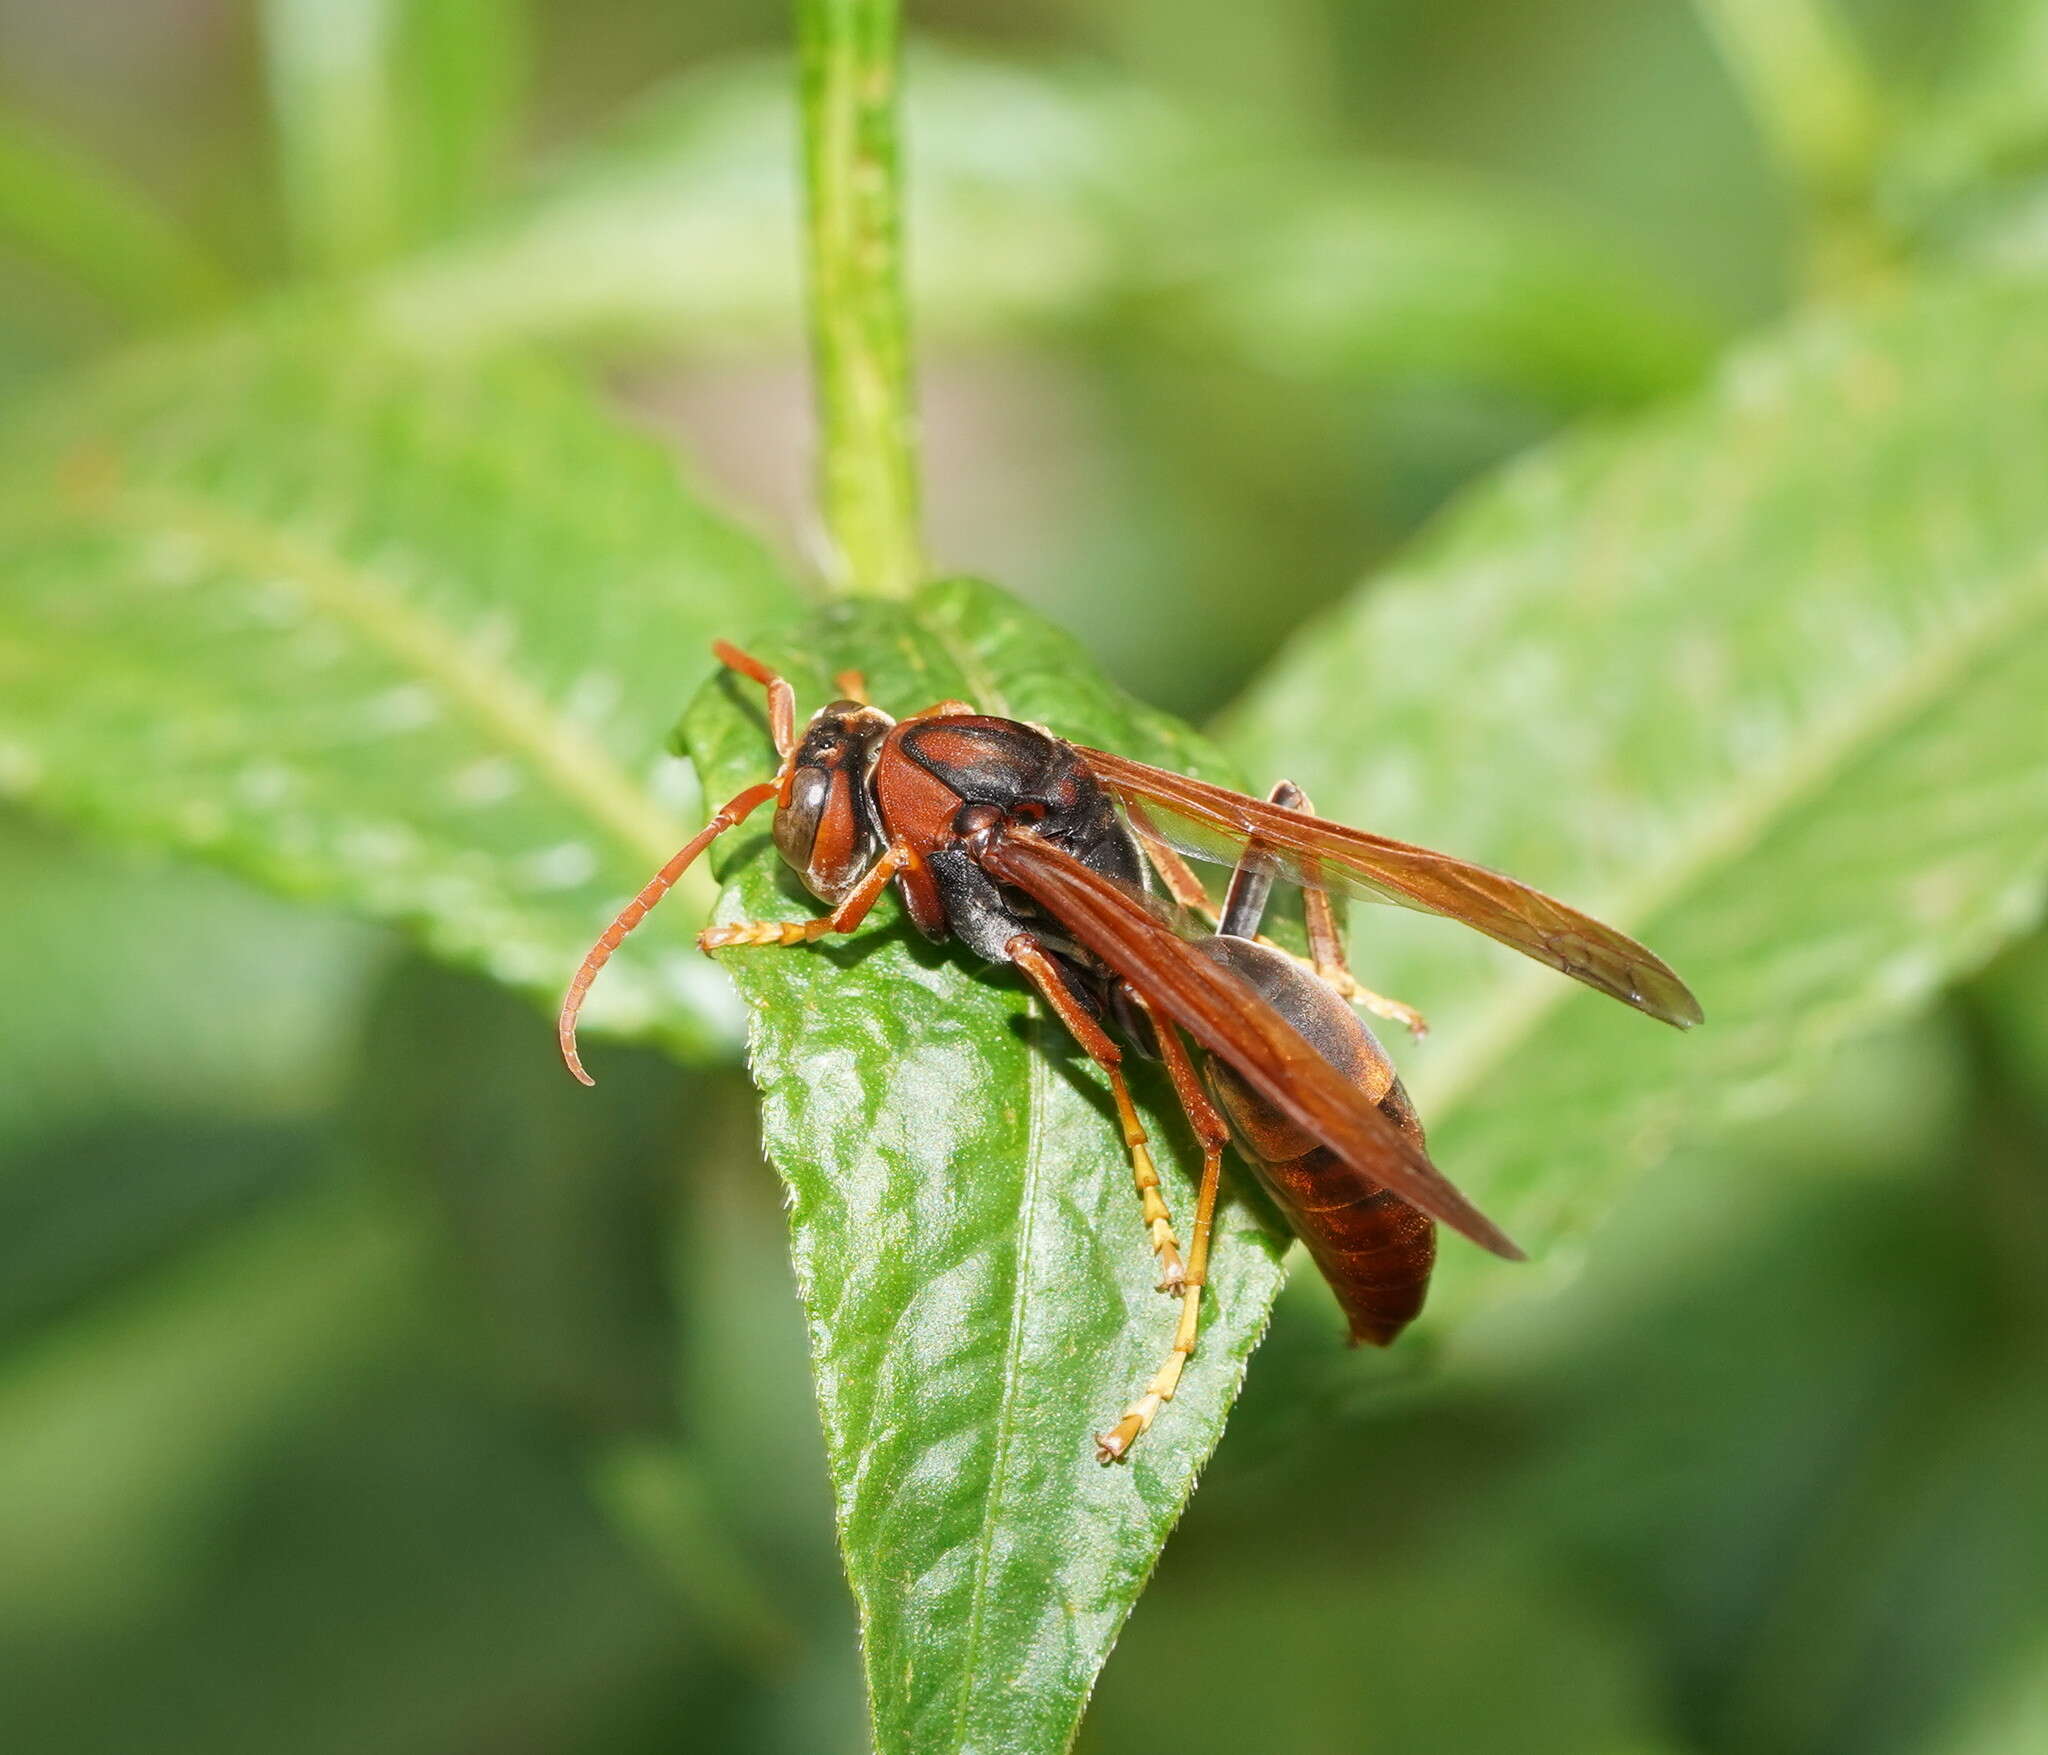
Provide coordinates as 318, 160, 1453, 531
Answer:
952, 801, 1007, 842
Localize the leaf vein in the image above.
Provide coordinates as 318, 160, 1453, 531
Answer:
102, 485, 690, 870
1421, 553, 2048, 1121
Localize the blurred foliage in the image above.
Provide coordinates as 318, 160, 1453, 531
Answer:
375, 45, 1716, 401
0, 313, 794, 1055
1, 2, 2046, 1754
1226, 274, 2048, 1313
263, 0, 528, 273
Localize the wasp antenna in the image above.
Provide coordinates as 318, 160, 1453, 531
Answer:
558, 778, 781, 1083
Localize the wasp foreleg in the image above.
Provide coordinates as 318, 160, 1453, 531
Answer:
698, 843, 909, 951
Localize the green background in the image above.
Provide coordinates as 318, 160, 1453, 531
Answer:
3, 3, 2047, 1753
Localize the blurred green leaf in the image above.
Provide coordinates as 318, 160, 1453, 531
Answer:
264, 0, 527, 273
0, 815, 381, 1144
1879, 2, 2048, 293
2, 1191, 710, 1755
588, 1438, 799, 1673
1691, 0, 1897, 294
0, 1176, 421, 1636
1885, 0, 2048, 231
1969, 926, 2048, 1131
346, 953, 686, 1433
1931, 1622, 2048, 1755
394, 0, 529, 242
0, 812, 393, 1366
1142, 159, 1717, 403
1223, 274, 2048, 1315
0, 311, 799, 1058
343, 951, 803, 1670
375, 47, 1712, 405
374, 50, 1174, 352
1081, 1542, 1678, 1755
1692, 0, 1885, 209
0, 108, 236, 327
676, 578, 1289, 1755
1508, 1050, 2048, 1755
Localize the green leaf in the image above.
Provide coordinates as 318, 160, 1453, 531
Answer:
677, 578, 1290, 1755
0, 814, 384, 1336
0, 107, 236, 327
1878, 3, 2048, 289
1140, 158, 1718, 404
1221, 274, 2048, 1319
263, 0, 526, 273
374, 49, 1180, 355
1691, 0, 1885, 211
0, 814, 380, 1145
392, 0, 529, 242
0, 310, 799, 1058
1929, 1622, 2048, 1755
1884, 1, 2048, 230
374, 47, 1712, 404
0, 1177, 421, 1633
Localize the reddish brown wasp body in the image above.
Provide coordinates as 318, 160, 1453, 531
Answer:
1192, 782, 1436, 1347
559, 643, 1700, 1460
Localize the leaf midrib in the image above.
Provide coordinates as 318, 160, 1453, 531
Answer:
904, 612, 1051, 1755
15, 482, 695, 879
1418, 551, 2048, 1124
935, 1005, 1054, 1754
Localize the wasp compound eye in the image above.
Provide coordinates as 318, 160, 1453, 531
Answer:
774, 766, 832, 871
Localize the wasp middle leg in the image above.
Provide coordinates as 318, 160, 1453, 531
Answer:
1201, 780, 1429, 1038
1007, 935, 1189, 1296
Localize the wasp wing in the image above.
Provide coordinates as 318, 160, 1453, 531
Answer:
1076, 747, 1702, 1031
978, 832, 1523, 1260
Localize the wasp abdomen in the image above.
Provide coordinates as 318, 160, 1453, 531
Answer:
1249, 1150, 1436, 1344
1194, 936, 1437, 1346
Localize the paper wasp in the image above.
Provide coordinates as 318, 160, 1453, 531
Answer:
560, 642, 1700, 1460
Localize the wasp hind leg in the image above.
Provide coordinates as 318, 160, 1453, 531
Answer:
1128, 807, 1213, 919
1095, 1013, 1228, 1462
1246, 781, 1428, 1037
1131, 784, 1426, 1034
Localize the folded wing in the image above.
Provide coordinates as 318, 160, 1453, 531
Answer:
978, 832, 1524, 1260
1077, 747, 1703, 1030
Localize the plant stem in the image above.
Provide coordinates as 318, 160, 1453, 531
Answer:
798, 0, 923, 598
1692, 0, 1894, 294
263, 0, 408, 274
